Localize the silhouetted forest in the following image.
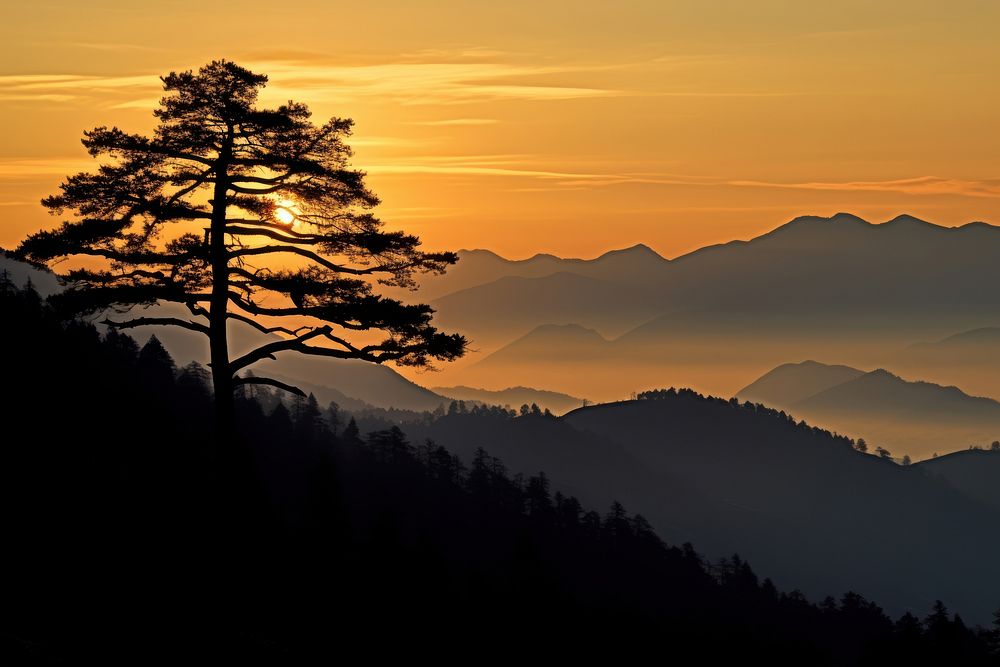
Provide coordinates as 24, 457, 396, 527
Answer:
2, 275, 999, 664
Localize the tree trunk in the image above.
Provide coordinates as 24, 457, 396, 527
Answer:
209, 138, 233, 453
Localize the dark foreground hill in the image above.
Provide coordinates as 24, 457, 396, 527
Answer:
2, 278, 998, 664
399, 389, 1000, 624
916, 448, 1000, 512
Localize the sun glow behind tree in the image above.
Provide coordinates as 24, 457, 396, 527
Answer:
15, 60, 467, 444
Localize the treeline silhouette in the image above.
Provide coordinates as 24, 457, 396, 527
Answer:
2, 275, 999, 664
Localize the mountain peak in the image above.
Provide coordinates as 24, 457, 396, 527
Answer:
863, 368, 901, 382
763, 212, 872, 238
531, 323, 607, 340
882, 214, 934, 228
830, 212, 870, 224
787, 212, 869, 225
596, 243, 666, 262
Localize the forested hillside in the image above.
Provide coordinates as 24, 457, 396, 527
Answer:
2, 276, 998, 664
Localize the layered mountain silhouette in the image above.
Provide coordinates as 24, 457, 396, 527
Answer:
431, 270, 659, 343
889, 326, 1000, 400
738, 360, 865, 407
388, 243, 668, 302
400, 390, 1000, 623
422, 214, 1000, 398
432, 384, 587, 414
474, 323, 612, 366
738, 361, 1000, 459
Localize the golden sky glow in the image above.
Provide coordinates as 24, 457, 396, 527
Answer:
3, 0, 1000, 258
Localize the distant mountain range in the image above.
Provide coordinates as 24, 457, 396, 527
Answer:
738, 361, 1000, 459
425, 213, 1000, 398
737, 360, 865, 408
430, 213, 1000, 345
432, 384, 587, 415
389, 243, 668, 303
401, 391, 1000, 624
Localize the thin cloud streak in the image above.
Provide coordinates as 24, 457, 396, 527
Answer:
408, 118, 499, 126
730, 176, 1000, 198
0, 158, 94, 178
0, 59, 621, 109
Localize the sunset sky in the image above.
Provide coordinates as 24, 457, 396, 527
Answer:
3, 0, 1000, 258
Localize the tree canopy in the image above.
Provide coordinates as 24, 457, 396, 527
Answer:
15, 60, 466, 430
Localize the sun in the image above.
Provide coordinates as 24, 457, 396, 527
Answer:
274, 199, 297, 226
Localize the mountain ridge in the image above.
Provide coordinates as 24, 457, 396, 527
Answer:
737, 361, 1000, 459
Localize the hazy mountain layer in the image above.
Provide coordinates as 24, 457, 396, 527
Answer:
737, 360, 865, 407
418, 214, 1000, 398
737, 361, 1000, 459
432, 384, 587, 414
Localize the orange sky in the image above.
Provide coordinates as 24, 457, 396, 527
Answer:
3, 0, 1000, 259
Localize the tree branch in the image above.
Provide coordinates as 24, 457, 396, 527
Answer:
225, 225, 318, 245
227, 292, 368, 330
229, 245, 411, 276
225, 219, 317, 238
229, 183, 284, 195
229, 326, 335, 372
101, 316, 210, 335
233, 375, 305, 397
226, 311, 313, 337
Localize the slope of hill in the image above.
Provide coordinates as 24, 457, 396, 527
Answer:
737, 360, 865, 408
397, 390, 1000, 623
0, 250, 60, 295
932, 327, 1000, 346
736, 362, 1000, 459
891, 327, 1000, 399
431, 271, 661, 344
916, 448, 1000, 513
795, 368, 1000, 420
472, 323, 612, 367
431, 384, 587, 414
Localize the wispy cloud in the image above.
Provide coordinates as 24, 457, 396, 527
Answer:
348, 136, 432, 148
0, 73, 159, 107
407, 118, 499, 126
0, 157, 94, 178
67, 42, 158, 52
0, 57, 621, 109
255, 61, 619, 106
729, 176, 1000, 198
363, 163, 610, 180
360, 157, 1000, 202
380, 206, 461, 220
